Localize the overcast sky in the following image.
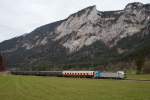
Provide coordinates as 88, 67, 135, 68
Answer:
0, 0, 149, 42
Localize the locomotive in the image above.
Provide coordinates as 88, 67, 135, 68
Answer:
11, 70, 126, 79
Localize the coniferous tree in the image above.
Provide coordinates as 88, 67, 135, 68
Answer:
0, 53, 5, 71
135, 55, 145, 74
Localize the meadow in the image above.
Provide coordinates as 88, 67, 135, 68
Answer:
0, 74, 150, 100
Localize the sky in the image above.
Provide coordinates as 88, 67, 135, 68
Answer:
0, 0, 149, 42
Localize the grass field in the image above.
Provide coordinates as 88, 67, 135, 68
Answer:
0, 74, 150, 100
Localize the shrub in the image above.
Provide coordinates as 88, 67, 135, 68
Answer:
143, 61, 150, 74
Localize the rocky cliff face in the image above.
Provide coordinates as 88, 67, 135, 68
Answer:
0, 2, 150, 69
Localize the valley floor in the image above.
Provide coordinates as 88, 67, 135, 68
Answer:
0, 74, 150, 100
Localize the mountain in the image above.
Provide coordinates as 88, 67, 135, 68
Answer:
0, 2, 150, 70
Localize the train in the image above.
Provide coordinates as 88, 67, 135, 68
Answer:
11, 70, 126, 79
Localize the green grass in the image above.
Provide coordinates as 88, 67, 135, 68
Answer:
0, 75, 150, 100
127, 74, 150, 80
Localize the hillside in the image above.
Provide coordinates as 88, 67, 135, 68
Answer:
0, 2, 150, 70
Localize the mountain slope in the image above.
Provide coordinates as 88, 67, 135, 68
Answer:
0, 2, 150, 69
